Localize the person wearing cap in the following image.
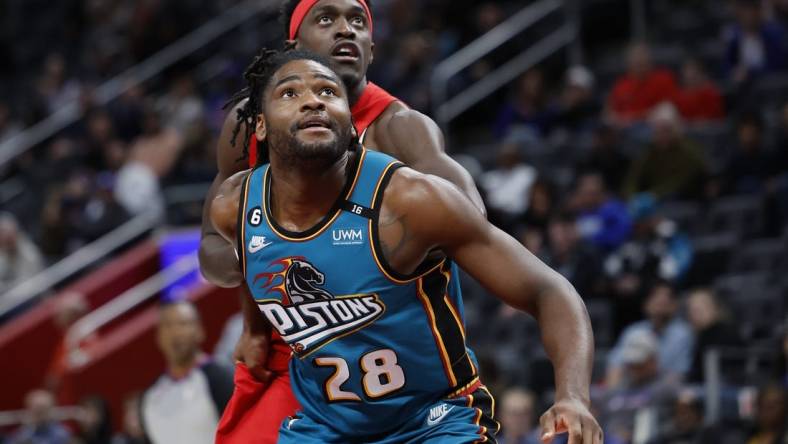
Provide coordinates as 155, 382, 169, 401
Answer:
596, 329, 679, 444
606, 282, 694, 389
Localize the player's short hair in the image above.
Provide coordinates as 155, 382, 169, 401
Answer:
224, 48, 337, 164
279, 0, 374, 40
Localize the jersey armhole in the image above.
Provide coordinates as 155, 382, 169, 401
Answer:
369, 163, 445, 283
236, 172, 252, 278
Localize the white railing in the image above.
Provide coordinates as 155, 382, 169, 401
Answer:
66, 254, 200, 367
0, 0, 276, 168
430, 0, 578, 135
0, 214, 158, 319
0, 406, 83, 427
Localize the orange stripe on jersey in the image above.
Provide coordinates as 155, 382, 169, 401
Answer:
416, 277, 457, 387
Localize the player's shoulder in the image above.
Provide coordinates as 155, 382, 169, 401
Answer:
385, 166, 461, 211
378, 103, 439, 134
218, 169, 251, 197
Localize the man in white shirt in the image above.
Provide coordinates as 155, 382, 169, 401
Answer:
141, 301, 232, 444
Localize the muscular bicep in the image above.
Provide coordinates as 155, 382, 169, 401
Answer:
210, 171, 248, 246
407, 174, 558, 314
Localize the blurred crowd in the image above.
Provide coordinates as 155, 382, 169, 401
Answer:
2, 0, 788, 443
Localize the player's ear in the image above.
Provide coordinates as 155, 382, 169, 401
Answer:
369, 41, 374, 65
255, 113, 267, 142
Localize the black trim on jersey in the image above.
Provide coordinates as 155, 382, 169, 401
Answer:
236, 172, 252, 278
467, 387, 500, 442
263, 149, 362, 240
422, 261, 477, 388
340, 200, 376, 219
370, 163, 443, 282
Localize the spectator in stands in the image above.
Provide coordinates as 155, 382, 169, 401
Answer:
570, 172, 632, 251
498, 387, 540, 444
545, 212, 604, 300
686, 288, 742, 383
34, 53, 82, 115
81, 173, 130, 238
74, 395, 113, 444
7, 389, 71, 444
606, 42, 678, 126
605, 193, 693, 286
39, 171, 91, 258
520, 179, 555, 237
579, 124, 630, 193
725, 0, 788, 84
112, 393, 146, 444
648, 388, 719, 444
494, 69, 555, 140
115, 107, 183, 221
552, 65, 599, 135
157, 74, 205, 136
0, 212, 43, 294
141, 301, 232, 444
479, 142, 537, 230
722, 113, 773, 195
624, 103, 707, 200
607, 282, 695, 387
673, 57, 725, 122
745, 384, 787, 444
597, 329, 679, 444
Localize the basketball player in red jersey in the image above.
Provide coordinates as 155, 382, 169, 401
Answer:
199, 1, 485, 443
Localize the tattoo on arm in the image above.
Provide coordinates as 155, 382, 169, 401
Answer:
378, 212, 409, 261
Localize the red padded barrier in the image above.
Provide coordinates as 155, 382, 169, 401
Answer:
0, 240, 160, 411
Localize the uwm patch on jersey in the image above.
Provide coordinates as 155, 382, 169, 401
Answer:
252, 256, 385, 357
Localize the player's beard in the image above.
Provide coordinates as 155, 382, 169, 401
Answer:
270, 118, 352, 169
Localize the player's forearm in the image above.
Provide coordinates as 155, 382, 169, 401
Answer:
198, 234, 243, 287
239, 284, 268, 334
535, 277, 594, 405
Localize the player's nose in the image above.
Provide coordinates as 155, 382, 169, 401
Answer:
334, 18, 355, 40
300, 90, 326, 112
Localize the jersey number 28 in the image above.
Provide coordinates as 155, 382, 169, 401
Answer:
314, 349, 405, 401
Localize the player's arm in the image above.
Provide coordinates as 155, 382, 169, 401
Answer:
199, 102, 249, 287
383, 170, 601, 444
210, 170, 274, 382
377, 109, 486, 215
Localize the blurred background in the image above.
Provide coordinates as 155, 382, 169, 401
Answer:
0, 0, 787, 443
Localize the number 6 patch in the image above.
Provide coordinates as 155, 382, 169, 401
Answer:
247, 207, 263, 226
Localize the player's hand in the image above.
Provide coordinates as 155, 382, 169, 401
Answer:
233, 330, 274, 383
540, 397, 603, 444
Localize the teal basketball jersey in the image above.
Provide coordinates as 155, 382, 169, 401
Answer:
238, 148, 481, 436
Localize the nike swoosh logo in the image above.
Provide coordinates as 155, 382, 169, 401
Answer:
248, 241, 272, 253
426, 405, 455, 426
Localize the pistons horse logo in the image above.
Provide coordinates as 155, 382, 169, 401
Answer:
253, 256, 334, 304
253, 256, 386, 357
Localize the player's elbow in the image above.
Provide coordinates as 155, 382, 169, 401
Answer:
197, 238, 243, 288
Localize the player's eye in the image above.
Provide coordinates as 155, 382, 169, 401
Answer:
281, 88, 296, 98
319, 87, 337, 97
318, 15, 332, 25
351, 16, 365, 26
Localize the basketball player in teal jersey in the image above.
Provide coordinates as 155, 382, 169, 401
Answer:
210, 49, 603, 443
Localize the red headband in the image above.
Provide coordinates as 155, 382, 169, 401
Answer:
289, 0, 373, 40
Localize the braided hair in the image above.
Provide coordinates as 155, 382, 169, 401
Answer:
224, 48, 337, 165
